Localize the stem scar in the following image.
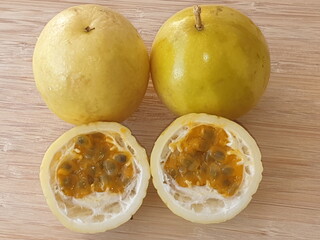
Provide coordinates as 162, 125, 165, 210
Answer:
85, 26, 95, 32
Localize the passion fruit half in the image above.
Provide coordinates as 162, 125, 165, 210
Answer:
151, 113, 262, 223
40, 122, 150, 233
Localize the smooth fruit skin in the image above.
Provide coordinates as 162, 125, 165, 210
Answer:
151, 5, 270, 119
33, 4, 149, 124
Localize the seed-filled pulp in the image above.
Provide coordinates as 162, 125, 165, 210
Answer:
164, 125, 243, 196
56, 132, 134, 198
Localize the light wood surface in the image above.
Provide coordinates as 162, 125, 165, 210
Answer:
1, 0, 320, 239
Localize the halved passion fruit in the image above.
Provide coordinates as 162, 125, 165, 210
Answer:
40, 122, 150, 233
151, 113, 262, 223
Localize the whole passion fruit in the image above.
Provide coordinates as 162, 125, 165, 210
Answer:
151, 5, 270, 119
33, 4, 149, 124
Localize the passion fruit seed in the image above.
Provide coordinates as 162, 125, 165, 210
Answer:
97, 147, 108, 160
209, 164, 220, 177
168, 169, 177, 178
78, 179, 87, 188
57, 132, 134, 198
206, 149, 225, 162
164, 125, 243, 197
221, 166, 234, 175
62, 175, 73, 187
179, 165, 187, 174
87, 175, 94, 185
61, 162, 72, 170
223, 179, 232, 187
77, 135, 88, 145
115, 154, 127, 163
188, 160, 200, 172
84, 149, 94, 159
182, 157, 193, 167
104, 161, 117, 176
213, 151, 225, 161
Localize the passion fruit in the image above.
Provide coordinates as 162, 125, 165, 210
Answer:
33, 4, 149, 124
40, 122, 150, 233
151, 113, 262, 223
151, 5, 270, 119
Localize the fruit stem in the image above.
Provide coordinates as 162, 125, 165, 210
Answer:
85, 26, 95, 32
193, 5, 203, 31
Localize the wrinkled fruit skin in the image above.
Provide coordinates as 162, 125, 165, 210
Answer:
151, 5, 270, 119
33, 4, 149, 125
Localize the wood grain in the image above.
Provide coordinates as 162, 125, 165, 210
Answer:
1, 0, 320, 239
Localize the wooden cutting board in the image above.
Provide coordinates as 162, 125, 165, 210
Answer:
0, 0, 319, 239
